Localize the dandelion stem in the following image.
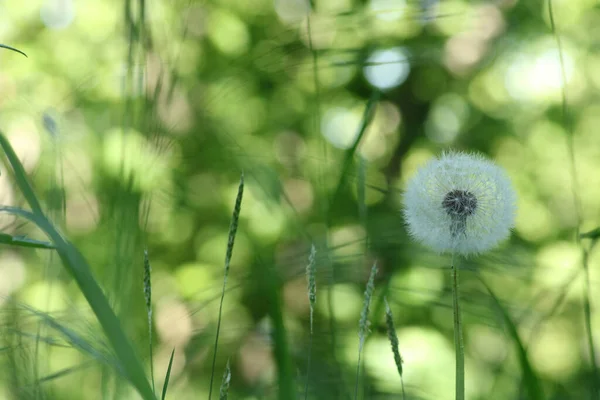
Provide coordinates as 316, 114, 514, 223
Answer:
451, 254, 465, 400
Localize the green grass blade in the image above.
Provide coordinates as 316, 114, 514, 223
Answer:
479, 277, 545, 400
36, 361, 96, 385
160, 349, 175, 400
0, 133, 155, 400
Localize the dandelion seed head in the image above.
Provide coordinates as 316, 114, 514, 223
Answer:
403, 151, 517, 255
442, 189, 478, 217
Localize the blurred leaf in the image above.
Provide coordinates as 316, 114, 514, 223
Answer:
580, 228, 600, 240
329, 91, 380, 218
480, 277, 545, 400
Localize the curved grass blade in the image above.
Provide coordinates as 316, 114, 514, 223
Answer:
160, 349, 175, 400
0, 133, 156, 400
36, 361, 96, 385
0, 43, 27, 57
479, 277, 545, 400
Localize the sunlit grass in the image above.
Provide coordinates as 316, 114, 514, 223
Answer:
0, 0, 599, 399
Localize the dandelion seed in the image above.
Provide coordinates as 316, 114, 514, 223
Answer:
403, 151, 517, 255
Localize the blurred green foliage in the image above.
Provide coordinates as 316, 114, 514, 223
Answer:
0, 0, 600, 399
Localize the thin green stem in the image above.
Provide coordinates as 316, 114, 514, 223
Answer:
304, 330, 314, 400
353, 350, 362, 400
451, 254, 464, 400
582, 244, 599, 398
401, 375, 406, 400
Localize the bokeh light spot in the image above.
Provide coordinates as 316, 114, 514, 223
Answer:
41, 0, 75, 30
364, 48, 411, 90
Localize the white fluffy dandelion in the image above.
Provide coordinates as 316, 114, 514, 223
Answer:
403, 151, 517, 256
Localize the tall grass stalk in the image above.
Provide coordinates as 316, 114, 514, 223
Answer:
304, 244, 317, 400
208, 173, 244, 400
384, 298, 406, 400
219, 360, 231, 400
451, 254, 464, 400
355, 262, 378, 400
143, 249, 155, 394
